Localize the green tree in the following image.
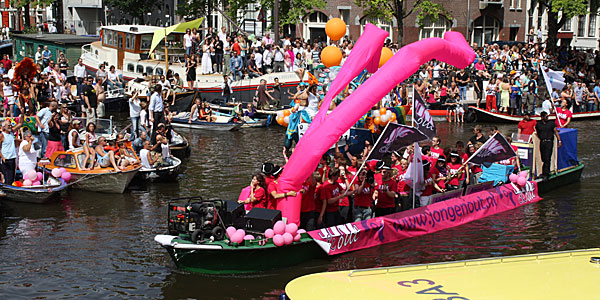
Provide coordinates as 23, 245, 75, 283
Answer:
537, 0, 596, 53
355, 0, 450, 46
11, 0, 53, 28
106, 0, 159, 25
258, 0, 326, 29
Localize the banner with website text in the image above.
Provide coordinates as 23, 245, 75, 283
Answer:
308, 182, 542, 255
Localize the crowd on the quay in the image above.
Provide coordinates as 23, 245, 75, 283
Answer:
239, 124, 521, 230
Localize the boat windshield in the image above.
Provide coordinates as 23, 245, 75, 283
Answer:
73, 117, 113, 136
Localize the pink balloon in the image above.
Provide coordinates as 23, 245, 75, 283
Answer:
509, 174, 518, 183
243, 234, 255, 240
293, 233, 301, 242
519, 171, 529, 178
297, 229, 306, 234
226, 226, 237, 239
51, 168, 61, 178
32, 181, 41, 186
235, 229, 245, 238
283, 232, 293, 245
61, 172, 72, 182
273, 221, 285, 235
517, 177, 527, 186
231, 231, 245, 244
36, 172, 43, 181
264, 229, 274, 238
273, 234, 284, 247
27, 169, 37, 181
23, 179, 32, 186
285, 223, 298, 236
277, 27, 475, 225
59, 167, 66, 174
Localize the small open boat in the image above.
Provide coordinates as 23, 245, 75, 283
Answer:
125, 80, 198, 113
43, 148, 140, 194
212, 111, 268, 128
468, 106, 600, 123
137, 156, 182, 181
0, 171, 67, 204
169, 130, 191, 158
170, 112, 241, 131
285, 248, 600, 299
210, 103, 291, 119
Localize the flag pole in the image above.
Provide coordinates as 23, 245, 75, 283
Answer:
345, 122, 391, 192
412, 86, 417, 209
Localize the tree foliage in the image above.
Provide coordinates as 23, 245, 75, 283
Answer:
106, 0, 159, 24
259, 0, 326, 26
539, 0, 597, 52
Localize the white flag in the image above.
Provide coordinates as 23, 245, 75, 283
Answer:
403, 143, 424, 193
541, 66, 566, 98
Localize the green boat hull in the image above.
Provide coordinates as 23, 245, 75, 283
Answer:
163, 235, 325, 274
536, 163, 584, 194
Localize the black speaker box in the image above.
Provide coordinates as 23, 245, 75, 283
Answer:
244, 208, 282, 233
223, 200, 246, 228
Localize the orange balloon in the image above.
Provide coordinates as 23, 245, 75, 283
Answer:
373, 116, 381, 126
277, 116, 284, 125
283, 109, 291, 117
325, 18, 346, 41
390, 113, 397, 121
379, 107, 387, 116
320, 46, 342, 68
379, 47, 393, 68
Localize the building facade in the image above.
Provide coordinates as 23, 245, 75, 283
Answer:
62, 0, 104, 35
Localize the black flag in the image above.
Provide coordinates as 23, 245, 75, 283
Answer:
465, 132, 517, 165
368, 123, 428, 161
413, 90, 436, 139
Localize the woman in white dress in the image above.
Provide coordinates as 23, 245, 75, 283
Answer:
201, 38, 213, 74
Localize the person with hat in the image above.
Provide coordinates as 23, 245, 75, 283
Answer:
267, 165, 297, 210
261, 162, 275, 186
67, 119, 82, 149
373, 164, 397, 217
446, 152, 466, 190
535, 111, 562, 180
432, 157, 448, 192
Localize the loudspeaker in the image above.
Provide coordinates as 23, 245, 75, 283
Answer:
223, 200, 246, 228
244, 208, 282, 233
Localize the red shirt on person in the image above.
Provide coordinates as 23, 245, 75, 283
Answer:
447, 163, 463, 186
430, 166, 445, 190
231, 42, 241, 55
300, 178, 317, 213
376, 179, 397, 208
518, 119, 537, 135
318, 180, 342, 213
555, 107, 571, 128
354, 182, 374, 207
396, 169, 410, 195
430, 147, 444, 160
422, 171, 436, 196
250, 186, 267, 209
267, 181, 279, 210
336, 177, 350, 207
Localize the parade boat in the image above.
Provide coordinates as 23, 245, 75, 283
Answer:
125, 79, 199, 113
42, 148, 140, 194
169, 130, 191, 158
170, 112, 241, 131
81, 23, 304, 104
137, 156, 182, 181
285, 248, 600, 300
0, 170, 67, 204
467, 106, 600, 123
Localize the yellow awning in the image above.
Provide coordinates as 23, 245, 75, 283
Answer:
149, 17, 205, 53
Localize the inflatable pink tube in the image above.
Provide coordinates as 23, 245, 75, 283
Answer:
278, 30, 475, 225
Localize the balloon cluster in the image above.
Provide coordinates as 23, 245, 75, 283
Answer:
21, 170, 43, 186
226, 226, 252, 244
276, 109, 292, 126
509, 171, 529, 187
372, 107, 396, 126
320, 18, 347, 68
266, 221, 305, 247
51, 167, 72, 183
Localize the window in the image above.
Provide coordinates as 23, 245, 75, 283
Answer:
127, 63, 134, 72
118, 34, 123, 49
103, 30, 107, 45
112, 31, 118, 46
54, 154, 77, 169
107, 31, 113, 46
308, 12, 328, 23
590, 14, 597, 37
561, 18, 572, 31
578, 15, 586, 36
155, 67, 164, 75
339, 9, 350, 24
360, 17, 393, 38
472, 16, 501, 46
146, 66, 153, 75
419, 17, 451, 39
136, 65, 144, 73
141, 35, 152, 50
537, 5, 543, 31
125, 34, 130, 49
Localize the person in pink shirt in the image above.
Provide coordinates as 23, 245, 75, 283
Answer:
555, 99, 572, 128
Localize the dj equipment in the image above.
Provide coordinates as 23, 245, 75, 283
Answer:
244, 208, 282, 233
223, 200, 246, 229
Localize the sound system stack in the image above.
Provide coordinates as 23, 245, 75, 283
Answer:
244, 208, 282, 233
223, 200, 246, 228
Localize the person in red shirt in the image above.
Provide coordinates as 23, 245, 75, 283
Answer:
300, 172, 320, 230
317, 169, 352, 227
336, 164, 352, 223
316, 154, 330, 183
267, 166, 297, 210
456, 141, 469, 163
395, 158, 411, 211
231, 37, 241, 56
446, 152, 466, 190
239, 173, 267, 210
518, 113, 537, 138
466, 144, 483, 183
419, 161, 443, 207
430, 136, 445, 160
352, 169, 374, 221
373, 167, 397, 216
432, 157, 447, 192
261, 162, 275, 187
555, 100, 572, 128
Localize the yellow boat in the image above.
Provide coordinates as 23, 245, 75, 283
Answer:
286, 248, 600, 299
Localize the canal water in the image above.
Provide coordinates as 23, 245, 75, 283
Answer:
1, 119, 599, 299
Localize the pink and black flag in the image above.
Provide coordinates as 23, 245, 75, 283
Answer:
413, 90, 436, 140
465, 132, 517, 166
368, 123, 428, 161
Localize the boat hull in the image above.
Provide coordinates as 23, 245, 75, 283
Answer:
70, 169, 139, 193
170, 118, 241, 131
468, 106, 600, 123
137, 157, 181, 181
103, 96, 128, 112
160, 237, 324, 274
536, 163, 584, 194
